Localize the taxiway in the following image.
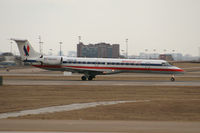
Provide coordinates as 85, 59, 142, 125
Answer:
3, 78, 200, 86
0, 120, 200, 133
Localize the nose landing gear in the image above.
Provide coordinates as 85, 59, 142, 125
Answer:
171, 75, 175, 82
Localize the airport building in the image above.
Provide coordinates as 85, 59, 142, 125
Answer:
0, 52, 17, 66
77, 42, 120, 58
159, 54, 174, 61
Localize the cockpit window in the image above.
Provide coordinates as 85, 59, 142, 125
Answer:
162, 62, 170, 66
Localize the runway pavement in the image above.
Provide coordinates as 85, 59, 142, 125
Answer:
0, 120, 200, 133
1, 68, 200, 133
3, 78, 200, 86
0, 132, 116, 133
1, 67, 200, 86
0, 132, 112, 133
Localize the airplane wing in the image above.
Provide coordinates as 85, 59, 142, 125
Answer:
64, 66, 122, 75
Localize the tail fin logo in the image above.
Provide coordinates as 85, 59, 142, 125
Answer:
23, 45, 30, 56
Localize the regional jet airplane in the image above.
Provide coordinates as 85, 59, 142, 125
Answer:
12, 39, 184, 81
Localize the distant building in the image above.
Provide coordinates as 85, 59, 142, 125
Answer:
172, 53, 183, 61
67, 51, 77, 57
77, 42, 120, 58
139, 52, 160, 59
0, 52, 17, 66
159, 54, 174, 61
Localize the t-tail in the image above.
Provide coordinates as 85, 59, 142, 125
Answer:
11, 39, 40, 61
12, 39, 63, 65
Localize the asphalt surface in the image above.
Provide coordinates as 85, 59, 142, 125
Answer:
0, 120, 200, 133
1, 67, 200, 133
1, 67, 200, 86
0, 132, 114, 133
3, 78, 200, 86
0, 132, 111, 133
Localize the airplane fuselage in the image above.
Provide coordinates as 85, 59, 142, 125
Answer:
13, 39, 184, 81
30, 56, 184, 75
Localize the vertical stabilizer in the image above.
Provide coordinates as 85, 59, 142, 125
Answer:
12, 39, 40, 60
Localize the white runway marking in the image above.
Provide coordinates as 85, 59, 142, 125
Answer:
0, 100, 149, 119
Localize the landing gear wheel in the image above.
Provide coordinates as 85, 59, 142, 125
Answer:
88, 76, 93, 81
171, 77, 175, 82
81, 76, 87, 81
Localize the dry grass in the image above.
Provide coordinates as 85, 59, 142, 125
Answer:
21, 100, 200, 121
173, 62, 200, 68
1, 62, 200, 121
0, 85, 200, 121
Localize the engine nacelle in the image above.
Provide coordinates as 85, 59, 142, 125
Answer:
40, 56, 63, 65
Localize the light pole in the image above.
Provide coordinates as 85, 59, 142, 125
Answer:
153, 49, 156, 59
145, 49, 148, 59
163, 49, 167, 54
49, 49, 53, 56
126, 38, 128, 58
172, 50, 175, 60
199, 47, 200, 61
78, 36, 81, 43
38, 35, 43, 55
59, 42, 62, 56
121, 50, 125, 58
10, 41, 13, 54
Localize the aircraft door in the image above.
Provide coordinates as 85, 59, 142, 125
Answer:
95, 59, 98, 67
145, 62, 150, 71
60, 57, 63, 64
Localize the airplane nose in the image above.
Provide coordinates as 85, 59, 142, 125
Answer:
176, 67, 184, 74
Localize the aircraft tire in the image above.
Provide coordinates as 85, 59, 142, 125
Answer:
88, 76, 93, 81
81, 76, 87, 81
171, 77, 175, 82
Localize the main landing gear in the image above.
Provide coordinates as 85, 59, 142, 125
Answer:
81, 75, 95, 81
170, 75, 175, 82
81, 76, 87, 81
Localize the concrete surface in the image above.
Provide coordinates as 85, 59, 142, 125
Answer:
0, 120, 200, 133
3, 78, 200, 86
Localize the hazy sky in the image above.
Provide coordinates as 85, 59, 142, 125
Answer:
0, 0, 200, 56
